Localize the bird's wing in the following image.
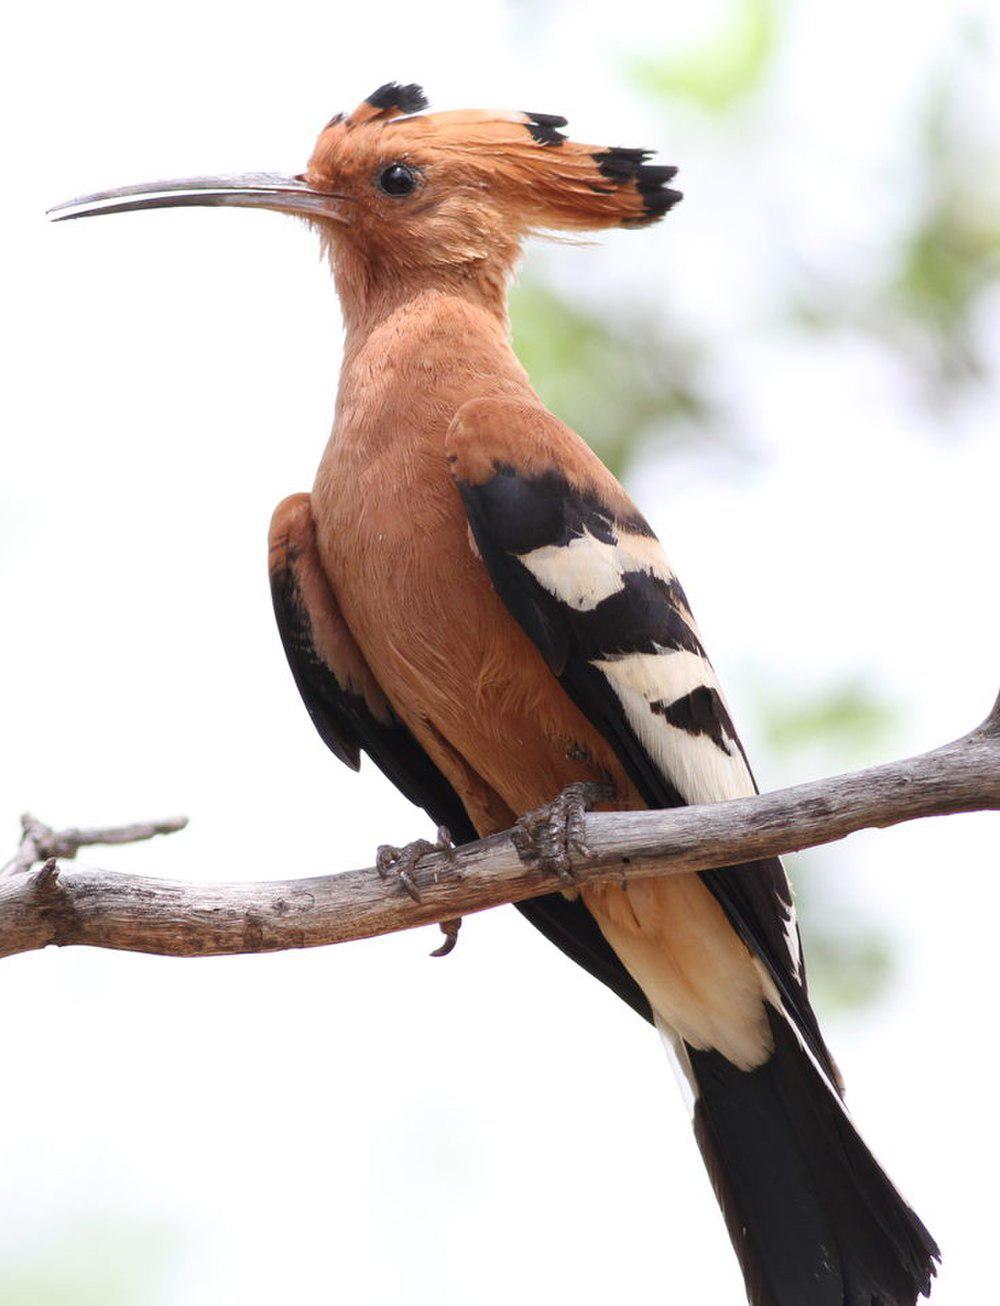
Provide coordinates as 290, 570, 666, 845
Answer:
269, 493, 477, 836
447, 397, 835, 1079
269, 492, 653, 1021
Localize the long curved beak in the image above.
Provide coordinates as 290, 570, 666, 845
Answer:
48, 173, 346, 223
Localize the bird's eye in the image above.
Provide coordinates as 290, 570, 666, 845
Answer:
378, 163, 418, 197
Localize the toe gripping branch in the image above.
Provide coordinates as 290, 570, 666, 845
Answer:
376, 825, 462, 957
511, 781, 614, 884
376, 780, 612, 956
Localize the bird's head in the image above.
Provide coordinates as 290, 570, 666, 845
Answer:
51, 82, 681, 314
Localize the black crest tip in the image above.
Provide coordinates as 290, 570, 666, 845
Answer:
593, 147, 655, 182
593, 148, 682, 224
366, 82, 429, 116
636, 166, 683, 220
523, 111, 569, 147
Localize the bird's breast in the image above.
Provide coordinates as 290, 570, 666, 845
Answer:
311, 416, 636, 823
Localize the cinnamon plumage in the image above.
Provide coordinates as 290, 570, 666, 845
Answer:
52, 82, 939, 1305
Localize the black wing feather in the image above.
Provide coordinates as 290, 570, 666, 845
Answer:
271, 560, 473, 834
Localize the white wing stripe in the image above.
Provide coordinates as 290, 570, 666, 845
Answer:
592, 647, 753, 803
519, 528, 627, 610
592, 647, 722, 703
518, 524, 678, 613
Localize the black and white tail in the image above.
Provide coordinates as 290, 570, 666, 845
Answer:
684, 1005, 938, 1305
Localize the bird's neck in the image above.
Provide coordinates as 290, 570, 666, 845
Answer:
325, 274, 530, 478
331, 243, 512, 342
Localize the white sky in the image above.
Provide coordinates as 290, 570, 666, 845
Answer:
2, 1, 998, 1302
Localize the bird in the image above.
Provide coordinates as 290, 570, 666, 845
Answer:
51, 81, 940, 1305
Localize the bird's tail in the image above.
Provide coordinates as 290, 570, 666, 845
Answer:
679, 1004, 939, 1305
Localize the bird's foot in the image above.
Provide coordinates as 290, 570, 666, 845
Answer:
376, 824, 455, 902
511, 781, 613, 884
376, 825, 462, 957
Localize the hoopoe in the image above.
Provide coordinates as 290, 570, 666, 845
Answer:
52, 82, 939, 1305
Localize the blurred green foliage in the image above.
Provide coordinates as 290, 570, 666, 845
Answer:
884, 80, 1000, 392
893, 196, 1000, 387
0, 1219, 179, 1306
630, 0, 778, 115
746, 677, 904, 1012
792, 71, 1000, 398
510, 280, 714, 479
796, 890, 894, 1013
757, 678, 900, 759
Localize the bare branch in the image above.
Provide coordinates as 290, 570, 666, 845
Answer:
1, 813, 188, 878
1, 694, 997, 963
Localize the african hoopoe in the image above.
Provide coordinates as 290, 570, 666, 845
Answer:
52, 82, 939, 1305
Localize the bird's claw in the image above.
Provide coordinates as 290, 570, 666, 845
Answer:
376, 826, 463, 955
511, 781, 613, 883
377, 824, 454, 901
376, 839, 430, 902
430, 916, 462, 958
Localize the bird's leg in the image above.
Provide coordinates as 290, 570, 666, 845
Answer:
376, 825, 462, 956
511, 781, 613, 883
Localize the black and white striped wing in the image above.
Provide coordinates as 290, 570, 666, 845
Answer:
448, 403, 834, 1079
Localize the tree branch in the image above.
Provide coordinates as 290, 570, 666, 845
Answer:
2, 693, 997, 962
1, 813, 189, 878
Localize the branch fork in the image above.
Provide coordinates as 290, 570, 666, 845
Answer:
2, 812, 189, 879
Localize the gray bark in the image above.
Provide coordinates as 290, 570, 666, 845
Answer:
2, 694, 996, 962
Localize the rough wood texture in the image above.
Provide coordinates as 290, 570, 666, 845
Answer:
2, 694, 997, 962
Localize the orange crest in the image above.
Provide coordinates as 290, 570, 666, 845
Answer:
311, 82, 682, 234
